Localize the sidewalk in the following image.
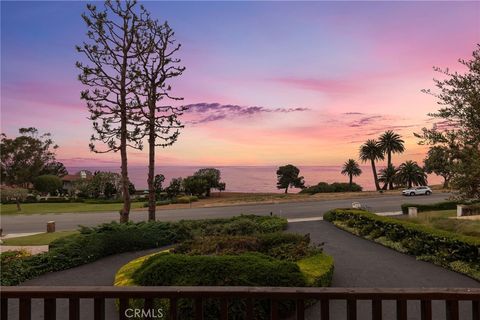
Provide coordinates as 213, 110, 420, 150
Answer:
0, 245, 49, 255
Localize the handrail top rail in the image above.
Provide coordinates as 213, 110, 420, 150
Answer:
1, 286, 479, 300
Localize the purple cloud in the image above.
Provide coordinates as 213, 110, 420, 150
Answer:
184, 102, 309, 125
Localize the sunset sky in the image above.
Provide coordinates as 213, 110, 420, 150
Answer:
1, 1, 479, 167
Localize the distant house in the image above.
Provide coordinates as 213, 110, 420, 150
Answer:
62, 170, 92, 193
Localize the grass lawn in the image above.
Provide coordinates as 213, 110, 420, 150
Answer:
2, 230, 79, 246
396, 210, 480, 238
0, 202, 146, 215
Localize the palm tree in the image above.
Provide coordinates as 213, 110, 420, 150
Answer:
341, 159, 362, 188
378, 130, 405, 189
359, 139, 384, 191
378, 164, 398, 189
396, 160, 427, 188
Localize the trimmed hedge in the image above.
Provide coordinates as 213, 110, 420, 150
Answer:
296, 253, 334, 287
400, 200, 480, 214
132, 253, 306, 319
133, 252, 306, 287
0, 215, 287, 286
324, 209, 480, 280
174, 232, 321, 261
300, 182, 362, 194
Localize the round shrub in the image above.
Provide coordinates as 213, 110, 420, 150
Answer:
132, 253, 306, 320
133, 252, 305, 287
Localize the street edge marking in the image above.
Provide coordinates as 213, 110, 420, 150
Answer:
287, 217, 323, 223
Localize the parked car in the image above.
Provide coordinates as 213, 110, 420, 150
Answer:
402, 186, 432, 196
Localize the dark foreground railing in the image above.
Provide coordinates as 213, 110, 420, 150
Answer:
1, 286, 479, 320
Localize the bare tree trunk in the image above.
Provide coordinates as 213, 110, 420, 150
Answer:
119, 123, 131, 223
285, 186, 288, 194
387, 152, 394, 190
16, 199, 21, 211
119, 51, 130, 223
147, 104, 156, 221
371, 159, 380, 191
349, 174, 353, 187
443, 176, 450, 188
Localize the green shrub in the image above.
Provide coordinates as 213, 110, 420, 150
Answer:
174, 195, 199, 204
174, 232, 321, 261
324, 209, 480, 279
134, 252, 305, 286
133, 253, 306, 320
296, 253, 334, 287
0, 250, 32, 285
300, 182, 362, 194
177, 215, 287, 237
1, 215, 287, 286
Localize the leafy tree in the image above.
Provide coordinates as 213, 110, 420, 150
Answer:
378, 130, 405, 189
359, 139, 384, 191
193, 168, 225, 197
76, 1, 148, 222
133, 18, 186, 221
33, 175, 63, 195
104, 182, 117, 199
165, 177, 182, 198
340, 159, 362, 187
183, 175, 209, 197
423, 146, 454, 188
41, 161, 68, 177
0, 186, 28, 211
416, 45, 480, 198
396, 161, 427, 189
154, 174, 166, 196
128, 182, 136, 196
378, 164, 398, 189
276, 165, 305, 194
218, 182, 226, 195
89, 171, 121, 199
1, 127, 65, 187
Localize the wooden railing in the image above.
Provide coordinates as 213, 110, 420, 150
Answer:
1, 286, 479, 320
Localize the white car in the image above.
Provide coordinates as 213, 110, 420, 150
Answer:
402, 186, 432, 196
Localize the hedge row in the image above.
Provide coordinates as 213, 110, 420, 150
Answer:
400, 200, 480, 214
0, 215, 287, 286
324, 209, 480, 279
300, 182, 362, 194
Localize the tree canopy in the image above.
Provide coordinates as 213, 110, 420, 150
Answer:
417, 45, 480, 198
1, 127, 66, 187
276, 164, 305, 194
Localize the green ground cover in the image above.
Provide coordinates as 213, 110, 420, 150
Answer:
2, 231, 79, 246
396, 210, 480, 238
0, 202, 146, 215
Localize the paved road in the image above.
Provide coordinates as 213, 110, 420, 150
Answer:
1, 193, 450, 234
5, 218, 478, 320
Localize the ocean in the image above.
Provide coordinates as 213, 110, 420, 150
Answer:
66, 166, 443, 193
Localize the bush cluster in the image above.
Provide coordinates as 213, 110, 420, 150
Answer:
142, 196, 200, 207
324, 209, 480, 279
134, 252, 306, 287
1, 215, 287, 286
300, 182, 362, 194
400, 200, 480, 214
174, 232, 320, 261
